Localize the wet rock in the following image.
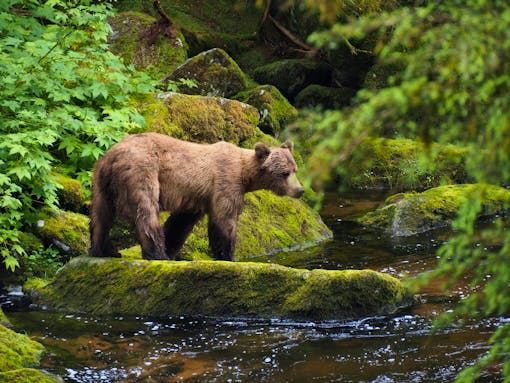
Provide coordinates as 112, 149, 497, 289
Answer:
357, 184, 510, 237
165, 48, 249, 98
234, 85, 297, 136
108, 11, 188, 79
28, 257, 413, 320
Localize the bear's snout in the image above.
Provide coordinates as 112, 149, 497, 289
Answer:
292, 187, 305, 199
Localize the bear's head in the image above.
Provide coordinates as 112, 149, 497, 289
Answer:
254, 141, 304, 198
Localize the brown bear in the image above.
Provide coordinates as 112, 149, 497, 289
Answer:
89, 133, 304, 261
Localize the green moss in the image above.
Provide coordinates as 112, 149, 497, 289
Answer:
357, 184, 510, 236
114, 1, 262, 56
118, 190, 332, 260
52, 173, 86, 213
344, 137, 470, 190
0, 308, 9, 325
167, 48, 249, 98
31, 257, 413, 320
108, 11, 188, 79
0, 325, 44, 372
294, 84, 356, 110
234, 85, 298, 136
0, 368, 60, 383
35, 209, 89, 258
136, 92, 260, 144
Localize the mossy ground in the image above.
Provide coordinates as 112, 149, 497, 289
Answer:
294, 84, 356, 110
30, 257, 413, 320
52, 173, 86, 213
357, 184, 510, 236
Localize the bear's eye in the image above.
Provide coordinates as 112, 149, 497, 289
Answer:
280, 172, 290, 178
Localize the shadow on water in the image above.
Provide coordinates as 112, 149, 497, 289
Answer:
1, 190, 505, 382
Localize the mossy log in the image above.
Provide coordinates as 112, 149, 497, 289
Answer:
29, 257, 413, 320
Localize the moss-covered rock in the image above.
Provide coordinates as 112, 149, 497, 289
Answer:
34, 210, 89, 258
29, 257, 413, 320
0, 323, 60, 382
108, 11, 188, 79
363, 60, 406, 90
53, 174, 86, 213
253, 59, 332, 101
136, 92, 261, 144
294, 84, 356, 109
0, 307, 9, 325
120, 190, 332, 261
165, 48, 249, 97
344, 137, 470, 190
234, 85, 297, 136
357, 184, 510, 237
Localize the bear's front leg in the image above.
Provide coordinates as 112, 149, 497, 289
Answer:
164, 211, 204, 259
208, 216, 237, 261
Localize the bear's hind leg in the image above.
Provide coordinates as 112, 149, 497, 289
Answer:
164, 211, 204, 260
89, 190, 120, 258
135, 200, 168, 260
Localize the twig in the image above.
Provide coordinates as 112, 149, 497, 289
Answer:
153, 0, 172, 25
268, 14, 318, 54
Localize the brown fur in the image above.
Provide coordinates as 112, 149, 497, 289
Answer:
89, 133, 304, 261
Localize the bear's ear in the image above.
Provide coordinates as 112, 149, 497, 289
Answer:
281, 140, 294, 152
255, 142, 270, 161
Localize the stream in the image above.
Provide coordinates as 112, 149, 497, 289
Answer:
1, 190, 505, 382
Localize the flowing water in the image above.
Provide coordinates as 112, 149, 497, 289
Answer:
1, 191, 505, 382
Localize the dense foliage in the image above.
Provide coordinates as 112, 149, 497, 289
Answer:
0, 0, 155, 271
296, 0, 510, 381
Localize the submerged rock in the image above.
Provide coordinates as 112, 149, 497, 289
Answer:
165, 48, 249, 97
0, 318, 60, 382
357, 184, 510, 237
29, 257, 413, 320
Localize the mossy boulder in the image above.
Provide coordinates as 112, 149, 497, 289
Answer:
234, 85, 297, 136
34, 210, 89, 258
363, 60, 406, 90
108, 11, 188, 79
120, 190, 332, 261
344, 137, 469, 190
253, 59, 332, 101
165, 48, 249, 97
29, 257, 413, 320
357, 184, 510, 237
136, 92, 261, 144
114, 0, 262, 56
294, 84, 356, 109
53, 174, 86, 213
0, 323, 59, 382
0, 307, 9, 325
